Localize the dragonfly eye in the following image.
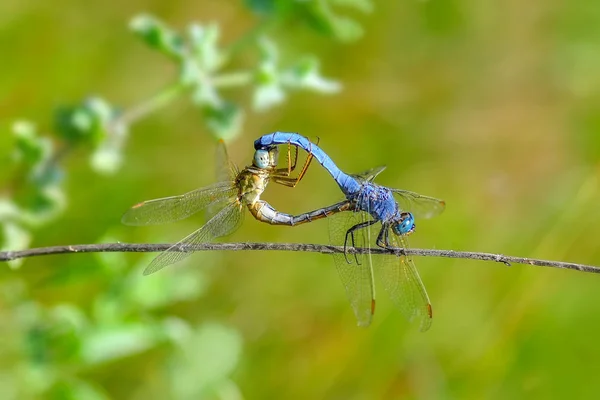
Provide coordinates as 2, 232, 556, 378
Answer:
392, 212, 415, 236
253, 149, 271, 169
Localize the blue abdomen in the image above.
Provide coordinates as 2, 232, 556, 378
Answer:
255, 132, 360, 195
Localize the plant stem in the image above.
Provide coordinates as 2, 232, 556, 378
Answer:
1, 242, 598, 274
213, 72, 254, 88
117, 82, 189, 127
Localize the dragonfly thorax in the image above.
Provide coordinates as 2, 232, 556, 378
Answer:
355, 184, 398, 222
236, 167, 270, 206
391, 212, 415, 236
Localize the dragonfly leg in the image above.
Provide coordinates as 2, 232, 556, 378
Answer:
272, 137, 319, 188
272, 141, 299, 176
343, 218, 378, 265
376, 224, 390, 248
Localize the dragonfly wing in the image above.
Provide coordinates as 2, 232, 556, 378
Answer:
143, 200, 244, 275
122, 182, 235, 226
381, 233, 432, 331
329, 210, 376, 327
389, 188, 445, 219
349, 166, 387, 182
215, 139, 239, 184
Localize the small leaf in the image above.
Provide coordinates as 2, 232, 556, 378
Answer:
169, 323, 242, 397
252, 37, 285, 110
1, 221, 31, 269
281, 56, 342, 93
80, 324, 162, 365
330, 0, 373, 13
253, 82, 286, 111
0, 198, 22, 222
188, 22, 223, 72
191, 78, 222, 108
302, 0, 371, 42
19, 185, 67, 228
203, 101, 244, 141
127, 261, 207, 309
179, 58, 203, 87
90, 144, 123, 175
130, 14, 185, 60
12, 121, 52, 168
244, 0, 276, 15
54, 97, 116, 146
50, 304, 88, 333
49, 379, 109, 400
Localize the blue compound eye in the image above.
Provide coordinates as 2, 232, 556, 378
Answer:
392, 212, 415, 236
254, 149, 270, 169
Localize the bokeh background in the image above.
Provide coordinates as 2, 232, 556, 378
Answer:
3, 0, 600, 398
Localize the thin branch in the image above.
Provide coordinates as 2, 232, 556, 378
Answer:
115, 82, 188, 127
0, 242, 598, 274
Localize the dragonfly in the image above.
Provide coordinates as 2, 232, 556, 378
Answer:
254, 132, 445, 331
122, 139, 319, 275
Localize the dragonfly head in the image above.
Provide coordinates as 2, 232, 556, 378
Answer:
392, 212, 415, 236
253, 146, 279, 169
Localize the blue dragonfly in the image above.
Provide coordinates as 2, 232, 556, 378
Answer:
255, 132, 445, 331
122, 139, 318, 275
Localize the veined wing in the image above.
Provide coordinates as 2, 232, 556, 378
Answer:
215, 139, 239, 183
143, 200, 244, 275
380, 233, 432, 332
329, 209, 376, 327
208, 140, 239, 220
350, 166, 387, 183
121, 182, 235, 226
389, 188, 445, 219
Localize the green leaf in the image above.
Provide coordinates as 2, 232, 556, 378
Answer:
90, 144, 123, 175
281, 56, 342, 93
130, 14, 185, 60
253, 82, 286, 111
1, 221, 31, 269
188, 22, 223, 72
252, 38, 341, 110
18, 185, 67, 228
54, 97, 116, 146
169, 323, 242, 397
190, 77, 222, 108
203, 101, 244, 140
12, 121, 51, 167
80, 324, 162, 365
0, 198, 22, 222
127, 254, 207, 310
49, 379, 109, 400
252, 37, 285, 110
301, 0, 372, 42
244, 0, 277, 15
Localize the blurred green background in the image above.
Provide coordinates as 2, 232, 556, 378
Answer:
3, 0, 600, 398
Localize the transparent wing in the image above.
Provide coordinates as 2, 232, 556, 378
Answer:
349, 166, 386, 182
121, 182, 235, 226
389, 188, 445, 219
215, 139, 238, 184
380, 233, 432, 332
329, 210, 377, 327
208, 140, 239, 220
143, 201, 244, 275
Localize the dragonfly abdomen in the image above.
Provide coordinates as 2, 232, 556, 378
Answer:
255, 132, 361, 196
250, 200, 353, 226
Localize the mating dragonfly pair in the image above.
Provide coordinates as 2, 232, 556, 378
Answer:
122, 132, 445, 331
